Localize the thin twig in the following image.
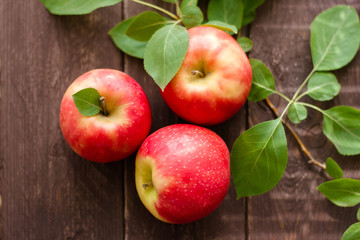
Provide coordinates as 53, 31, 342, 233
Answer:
264, 98, 326, 170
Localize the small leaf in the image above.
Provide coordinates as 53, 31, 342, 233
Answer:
237, 37, 253, 52
310, 5, 360, 71
288, 103, 308, 124
125, 11, 166, 42
180, 5, 203, 28
202, 21, 238, 34
248, 59, 276, 102
357, 208, 360, 221
342, 222, 360, 240
144, 24, 189, 91
317, 178, 360, 207
231, 118, 288, 198
207, 0, 244, 30
306, 72, 341, 101
323, 106, 360, 156
109, 17, 147, 59
242, 0, 265, 26
181, 0, 198, 8
39, 0, 123, 15
326, 157, 343, 179
72, 88, 102, 116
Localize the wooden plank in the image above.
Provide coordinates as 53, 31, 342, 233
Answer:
122, 1, 246, 239
0, 1, 124, 239
248, 0, 360, 239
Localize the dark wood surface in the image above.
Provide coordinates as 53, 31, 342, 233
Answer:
1, 0, 359, 239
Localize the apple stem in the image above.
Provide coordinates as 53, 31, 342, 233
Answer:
191, 70, 205, 78
142, 182, 153, 191
99, 96, 108, 116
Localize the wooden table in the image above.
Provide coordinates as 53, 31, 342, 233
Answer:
1, 0, 360, 239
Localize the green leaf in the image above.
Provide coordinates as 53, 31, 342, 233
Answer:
310, 5, 360, 71
248, 59, 276, 102
181, 0, 198, 8
72, 88, 102, 116
207, 0, 244, 30
242, 0, 265, 26
180, 5, 203, 28
231, 118, 288, 198
144, 24, 189, 91
357, 208, 360, 221
317, 178, 360, 207
306, 72, 341, 101
323, 106, 360, 156
38, 0, 123, 15
109, 17, 147, 59
288, 103, 308, 124
202, 21, 238, 34
125, 11, 166, 42
326, 157, 343, 179
237, 37, 253, 52
342, 222, 360, 240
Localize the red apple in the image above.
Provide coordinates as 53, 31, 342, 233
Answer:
60, 69, 151, 163
135, 124, 230, 224
161, 26, 252, 125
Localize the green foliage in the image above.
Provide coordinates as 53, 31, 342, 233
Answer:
342, 222, 360, 240
109, 17, 147, 59
310, 5, 360, 71
125, 11, 166, 41
317, 178, 360, 207
207, 0, 244, 30
231, 118, 287, 198
306, 72, 341, 101
357, 208, 360, 221
72, 88, 102, 116
325, 157, 343, 179
144, 24, 189, 91
242, 0, 265, 26
202, 21, 238, 34
181, 0, 198, 8
247, 59, 276, 102
288, 103, 307, 124
323, 106, 360, 156
38, 0, 123, 15
180, 5, 203, 28
237, 37, 253, 53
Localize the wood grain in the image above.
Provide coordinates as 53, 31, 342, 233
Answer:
248, 0, 360, 239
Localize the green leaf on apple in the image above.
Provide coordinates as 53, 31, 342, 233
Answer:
322, 106, 360, 156
109, 17, 147, 59
325, 157, 343, 179
231, 118, 288, 198
305, 72, 341, 101
317, 178, 360, 207
125, 11, 166, 42
207, 0, 243, 30
144, 24, 189, 91
180, 5, 203, 29
247, 59, 276, 102
38, 0, 123, 15
287, 103, 307, 124
237, 37, 253, 53
242, 0, 265, 26
181, 0, 198, 8
342, 222, 360, 240
202, 21, 238, 34
72, 88, 103, 116
311, 5, 360, 71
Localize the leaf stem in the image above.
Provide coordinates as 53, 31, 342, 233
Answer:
292, 68, 316, 103
265, 98, 326, 169
131, 0, 179, 20
99, 96, 108, 116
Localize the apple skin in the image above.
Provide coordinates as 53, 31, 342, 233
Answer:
60, 69, 151, 163
135, 124, 230, 224
161, 26, 252, 125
